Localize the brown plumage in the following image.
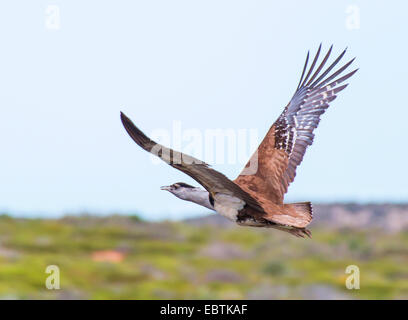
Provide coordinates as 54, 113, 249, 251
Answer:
121, 44, 358, 238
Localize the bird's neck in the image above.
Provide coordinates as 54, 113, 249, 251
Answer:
181, 188, 214, 211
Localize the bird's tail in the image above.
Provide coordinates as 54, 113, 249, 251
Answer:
288, 201, 313, 225
264, 201, 313, 229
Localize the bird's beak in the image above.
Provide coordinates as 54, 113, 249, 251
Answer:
160, 186, 171, 191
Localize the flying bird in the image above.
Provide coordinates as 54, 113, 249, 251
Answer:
121, 45, 357, 238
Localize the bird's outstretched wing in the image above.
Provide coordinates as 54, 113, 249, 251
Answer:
235, 45, 358, 204
120, 112, 265, 212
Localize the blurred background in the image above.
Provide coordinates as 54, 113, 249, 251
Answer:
0, 0, 407, 299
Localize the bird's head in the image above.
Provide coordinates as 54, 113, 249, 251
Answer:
160, 182, 198, 200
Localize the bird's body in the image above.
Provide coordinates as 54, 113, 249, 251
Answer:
161, 182, 312, 237
121, 45, 357, 238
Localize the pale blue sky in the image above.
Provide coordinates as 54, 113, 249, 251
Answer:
0, 1, 407, 219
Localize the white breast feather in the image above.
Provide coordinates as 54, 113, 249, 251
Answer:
213, 194, 245, 221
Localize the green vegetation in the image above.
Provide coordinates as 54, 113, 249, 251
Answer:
0, 214, 406, 299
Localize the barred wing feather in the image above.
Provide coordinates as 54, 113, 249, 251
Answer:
235, 44, 358, 204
